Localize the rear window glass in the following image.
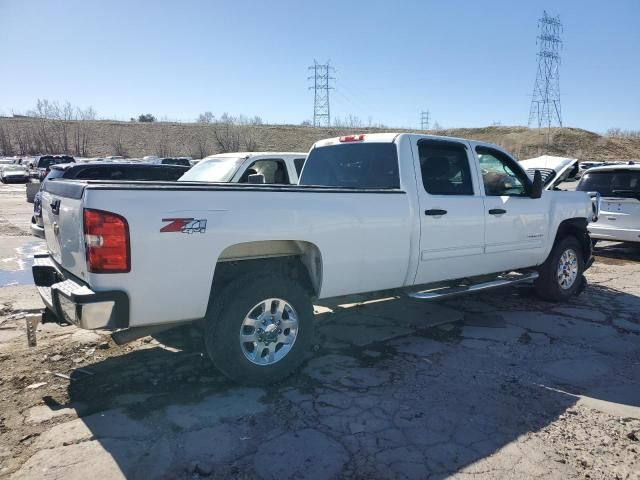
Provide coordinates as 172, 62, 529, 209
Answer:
45, 168, 67, 180
162, 158, 191, 166
37, 156, 74, 168
299, 143, 399, 189
74, 166, 188, 181
578, 170, 640, 199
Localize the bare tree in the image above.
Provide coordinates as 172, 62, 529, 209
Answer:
110, 128, 127, 157
243, 130, 258, 151
0, 124, 14, 156
191, 130, 212, 159
73, 106, 96, 157
213, 121, 241, 153
197, 111, 215, 123
156, 127, 172, 157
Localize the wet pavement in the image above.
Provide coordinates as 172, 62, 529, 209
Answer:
0, 183, 639, 480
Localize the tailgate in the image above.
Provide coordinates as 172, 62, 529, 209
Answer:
598, 197, 640, 231
41, 181, 88, 279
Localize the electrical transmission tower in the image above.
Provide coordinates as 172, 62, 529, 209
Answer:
528, 11, 563, 129
308, 60, 335, 127
421, 110, 430, 130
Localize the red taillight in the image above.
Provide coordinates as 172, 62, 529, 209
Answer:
339, 134, 365, 142
83, 208, 130, 273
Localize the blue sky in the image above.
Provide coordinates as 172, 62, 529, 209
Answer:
1, 0, 638, 131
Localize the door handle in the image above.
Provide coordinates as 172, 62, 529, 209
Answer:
50, 200, 61, 215
425, 209, 447, 216
489, 208, 506, 215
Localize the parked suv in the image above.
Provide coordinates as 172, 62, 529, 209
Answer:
31, 162, 190, 238
31, 155, 75, 180
577, 162, 640, 244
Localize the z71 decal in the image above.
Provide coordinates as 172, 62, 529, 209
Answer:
160, 218, 207, 234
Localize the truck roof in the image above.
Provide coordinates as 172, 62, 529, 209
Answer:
311, 132, 503, 150
202, 152, 307, 160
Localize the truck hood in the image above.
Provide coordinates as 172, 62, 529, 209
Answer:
520, 155, 579, 190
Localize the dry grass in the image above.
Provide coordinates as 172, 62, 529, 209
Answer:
1, 117, 639, 161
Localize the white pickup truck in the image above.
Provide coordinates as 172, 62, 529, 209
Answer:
32, 133, 594, 384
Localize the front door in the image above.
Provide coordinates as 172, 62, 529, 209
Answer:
413, 138, 487, 285
474, 145, 549, 271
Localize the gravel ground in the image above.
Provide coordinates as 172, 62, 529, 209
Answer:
0, 183, 639, 479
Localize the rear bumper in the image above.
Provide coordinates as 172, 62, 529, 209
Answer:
588, 224, 640, 243
32, 254, 129, 330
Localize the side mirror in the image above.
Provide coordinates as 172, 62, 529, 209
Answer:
530, 170, 543, 199
248, 173, 265, 184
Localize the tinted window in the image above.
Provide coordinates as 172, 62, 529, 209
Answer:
126, 167, 188, 181
294, 158, 305, 176
239, 159, 290, 184
418, 140, 473, 195
300, 143, 399, 189
75, 168, 126, 180
162, 158, 191, 166
45, 168, 67, 180
74, 166, 188, 181
476, 147, 529, 196
578, 170, 640, 199
38, 156, 74, 168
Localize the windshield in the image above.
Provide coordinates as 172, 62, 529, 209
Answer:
178, 156, 244, 182
578, 170, 640, 199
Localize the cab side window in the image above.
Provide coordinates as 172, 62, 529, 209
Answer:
418, 140, 474, 195
239, 159, 290, 184
476, 147, 528, 196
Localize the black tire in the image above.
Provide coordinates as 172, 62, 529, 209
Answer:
591, 238, 599, 248
534, 235, 585, 302
204, 272, 314, 385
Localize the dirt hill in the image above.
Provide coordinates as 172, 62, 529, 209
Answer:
1, 116, 639, 161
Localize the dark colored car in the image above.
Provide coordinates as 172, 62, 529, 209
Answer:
32, 155, 76, 180
31, 162, 190, 238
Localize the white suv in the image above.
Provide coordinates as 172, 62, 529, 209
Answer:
577, 162, 640, 244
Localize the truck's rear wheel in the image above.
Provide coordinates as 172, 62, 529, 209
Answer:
204, 273, 314, 385
534, 236, 585, 301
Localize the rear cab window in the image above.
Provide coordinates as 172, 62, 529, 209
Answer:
299, 143, 400, 189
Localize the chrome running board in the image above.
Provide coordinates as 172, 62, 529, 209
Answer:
408, 271, 539, 301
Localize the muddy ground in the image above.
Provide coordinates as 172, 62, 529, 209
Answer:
0, 183, 639, 479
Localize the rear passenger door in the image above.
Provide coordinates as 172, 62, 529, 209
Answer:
413, 138, 487, 284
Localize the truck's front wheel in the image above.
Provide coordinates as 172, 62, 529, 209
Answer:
534, 235, 585, 301
204, 273, 314, 385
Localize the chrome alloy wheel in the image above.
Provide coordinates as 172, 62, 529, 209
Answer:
557, 248, 579, 290
239, 298, 299, 365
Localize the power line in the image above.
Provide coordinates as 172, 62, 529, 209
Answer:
308, 60, 335, 127
421, 110, 430, 130
528, 10, 563, 129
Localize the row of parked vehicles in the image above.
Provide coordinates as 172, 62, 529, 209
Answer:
9, 134, 638, 384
